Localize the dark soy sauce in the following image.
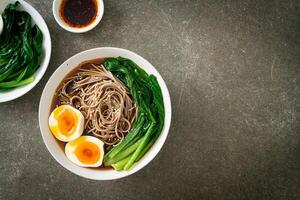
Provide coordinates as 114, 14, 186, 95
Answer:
60, 0, 98, 28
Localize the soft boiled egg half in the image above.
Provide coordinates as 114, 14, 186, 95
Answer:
49, 105, 84, 142
65, 136, 104, 167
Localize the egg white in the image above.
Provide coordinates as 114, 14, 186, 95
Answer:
48, 105, 84, 142
65, 136, 105, 168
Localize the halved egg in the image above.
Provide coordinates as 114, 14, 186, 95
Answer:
49, 105, 84, 142
65, 136, 104, 167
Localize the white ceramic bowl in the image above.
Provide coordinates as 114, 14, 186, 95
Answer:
39, 47, 172, 180
53, 0, 104, 33
0, 0, 51, 103
0, 14, 3, 35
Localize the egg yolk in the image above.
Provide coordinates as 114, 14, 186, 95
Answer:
53, 107, 77, 136
75, 141, 100, 164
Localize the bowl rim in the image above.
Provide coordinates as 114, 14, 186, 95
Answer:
0, 0, 52, 103
39, 47, 172, 180
52, 0, 104, 33
0, 14, 3, 34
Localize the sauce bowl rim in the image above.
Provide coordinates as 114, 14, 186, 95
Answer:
52, 0, 104, 33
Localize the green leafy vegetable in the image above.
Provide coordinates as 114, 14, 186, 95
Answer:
0, 1, 43, 90
103, 57, 165, 171
111, 156, 132, 171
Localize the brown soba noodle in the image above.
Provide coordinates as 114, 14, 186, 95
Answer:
55, 63, 137, 147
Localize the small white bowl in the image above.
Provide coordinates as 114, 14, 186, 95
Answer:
53, 0, 104, 33
0, 0, 51, 103
39, 47, 172, 180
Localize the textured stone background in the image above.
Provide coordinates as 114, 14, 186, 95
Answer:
0, 0, 299, 199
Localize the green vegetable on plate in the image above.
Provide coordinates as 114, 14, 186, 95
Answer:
0, 1, 43, 90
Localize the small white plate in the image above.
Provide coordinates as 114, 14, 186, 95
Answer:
39, 47, 172, 180
53, 0, 104, 33
0, 0, 51, 103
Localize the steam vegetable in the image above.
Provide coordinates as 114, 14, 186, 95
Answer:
0, 1, 43, 90
103, 57, 165, 170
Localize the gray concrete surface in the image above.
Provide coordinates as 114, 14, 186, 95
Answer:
0, 0, 299, 199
